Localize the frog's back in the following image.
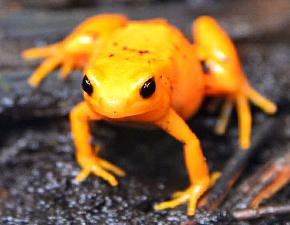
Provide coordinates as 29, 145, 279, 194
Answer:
97, 19, 176, 62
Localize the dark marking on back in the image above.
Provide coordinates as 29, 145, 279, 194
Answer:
138, 50, 150, 55
174, 44, 180, 51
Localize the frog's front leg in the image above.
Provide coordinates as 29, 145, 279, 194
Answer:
70, 101, 125, 186
153, 108, 210, 216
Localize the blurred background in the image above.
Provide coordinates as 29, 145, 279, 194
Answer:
0, 0, 289, 224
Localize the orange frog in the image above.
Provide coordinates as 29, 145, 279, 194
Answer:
22, 14, 277, 216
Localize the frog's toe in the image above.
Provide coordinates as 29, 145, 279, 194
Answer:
27, 55, 63, 87
22, 43, 60, 60
154, 191, 189, 211
154, 182, 209, 216
75, 164, 119, 186
97, 158, 126, 177
75, 168, 92, 183
59, 59, 74, 79
75, 156, 125, 186
214, 99, 233, 135
232, 85, 277, 150
246, 86, 277, 114
210, 171, 221, 186
171, 190, 184, 198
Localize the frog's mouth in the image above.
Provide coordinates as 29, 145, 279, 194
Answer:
84, 94, 157, 119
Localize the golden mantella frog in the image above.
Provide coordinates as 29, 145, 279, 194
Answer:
22, 14, 277, 216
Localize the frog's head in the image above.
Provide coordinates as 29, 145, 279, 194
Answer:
82, 59, 170, 118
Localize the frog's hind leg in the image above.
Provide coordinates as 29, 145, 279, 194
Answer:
24, 44, 75, 85
22, 14, 128, 87
22, 43, 65, 87
193, 16, 277, 149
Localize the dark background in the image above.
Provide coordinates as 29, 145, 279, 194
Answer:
0, 0, 289, 224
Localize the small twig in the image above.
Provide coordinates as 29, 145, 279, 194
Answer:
200, 118, 277, 210
245, 152, 290, 208
222, 150, 290, 210
233, 204, 290, 220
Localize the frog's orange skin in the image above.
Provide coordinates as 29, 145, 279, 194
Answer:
22, 14, 277, 216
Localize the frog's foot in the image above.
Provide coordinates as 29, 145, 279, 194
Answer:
236, 85, 277, 149
22, 43, 63, 87
27, 55, 63, 87
154, 181, 209, 216
22, 43, 75, 87
172, 172, 220, 199
75, 156, 125, 186
214, 85, 277, 149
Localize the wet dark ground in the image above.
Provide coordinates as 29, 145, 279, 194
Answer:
0, 1, 289, 224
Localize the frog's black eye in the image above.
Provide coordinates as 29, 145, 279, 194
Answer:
82, 75, 93, 95
140, 77, 156, 99
200, 60, 210, 74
